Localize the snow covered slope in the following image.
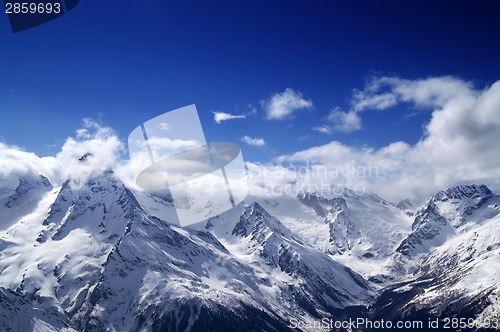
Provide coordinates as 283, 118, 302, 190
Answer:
0, 174, 53, 231
370, 185, 500, 324
256, 190, 413, 283
0, 171, 373, 331
0, 169, 498, 331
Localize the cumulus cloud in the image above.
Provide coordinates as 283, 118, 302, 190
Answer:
352, 76, 474, 112
2, 76, 499, 206
352, 91, 398, 112
213, 111, 246, 124
0, 119, 123, 189
266, 77, 500, 203
313, 107, 362, 134
327, 107, 362, 133
262, 88, 313, 120
317, 76, 476, 134
44, 120, 123, 188
0, 143, 44, 189
242, 136, 266, 146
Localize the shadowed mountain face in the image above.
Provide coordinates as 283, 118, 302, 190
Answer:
0, 172, 498, 331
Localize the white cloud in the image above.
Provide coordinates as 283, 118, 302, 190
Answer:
326, 107, 362, 133
352, 92, 398, 112
262, 88, 313, 120
146, 137, 199, 152
268, 77, 500, 203
0, 119, 123, 189
242, 136, 266, 146
44, 120, 123, 188
213, 111, 246, 124
0, 143, 43, 188
352, 76, 473, 112
312, 125, 333, 135
319, 76, 475, 134
313, 106, 362, 135
2, 76, 499, 206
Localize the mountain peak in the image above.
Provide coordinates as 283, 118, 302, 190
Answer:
78, 152, 93, 163
249, 201, 266, 213
4, 174, 53, 209
297, 191, 347, 218
232, 202, 282, 238
396, 184, 497, 257
435, 184, 492, 202
16, 174, 53, 193
396, 198, 413, 210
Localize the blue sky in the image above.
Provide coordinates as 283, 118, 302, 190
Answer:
1, 0, 500, 165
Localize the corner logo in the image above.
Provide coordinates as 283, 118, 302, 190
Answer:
128, 105, 248, 227
4, 0, 80, 33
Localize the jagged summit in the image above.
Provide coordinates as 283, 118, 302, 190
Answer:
396, 198, 413, 210
0, 174, 54, 231
232, 201, 288, 237
396, 183, 500, 259
7, 174, 53, 199
434, 184, 493, 201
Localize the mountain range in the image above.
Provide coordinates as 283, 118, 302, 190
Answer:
0, 170, 498, 331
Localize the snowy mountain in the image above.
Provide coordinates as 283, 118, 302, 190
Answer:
255, 185, 500, 328
397, 184, 497, 257
370, 185, 500, 324
0, 171, 499, 331
261, 190, 413, 283
297, 192, 359, 255
0, 174, 53, 231
0, 172, 372, 331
